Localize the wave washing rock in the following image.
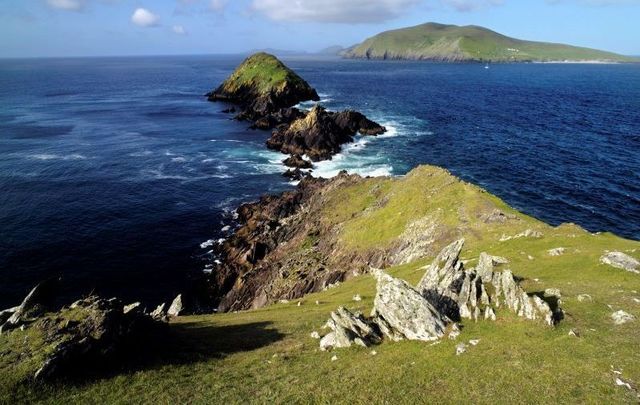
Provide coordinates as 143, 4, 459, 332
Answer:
267, 105, 386, 161
600, 252, 640, 274
316, 240, 563, 350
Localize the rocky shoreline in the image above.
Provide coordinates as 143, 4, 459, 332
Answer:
208, 52, 386, 173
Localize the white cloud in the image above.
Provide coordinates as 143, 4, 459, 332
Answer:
251, 0, 422, 23
46, 0, 86, 11
443, 0, 504, 12
210, 0, 229, 12
172, 24, 187, 35
131, 8, 160, 27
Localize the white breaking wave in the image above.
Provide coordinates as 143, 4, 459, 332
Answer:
28, 153, 88, 161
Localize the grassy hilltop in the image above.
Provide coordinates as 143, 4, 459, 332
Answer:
343, 23, 637, 62
2, 165, 639, 403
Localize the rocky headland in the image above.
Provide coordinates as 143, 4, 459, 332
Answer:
208, 53, 386, 167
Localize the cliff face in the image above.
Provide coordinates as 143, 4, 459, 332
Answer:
207, 52, 319, 117
209, 165, 561, 312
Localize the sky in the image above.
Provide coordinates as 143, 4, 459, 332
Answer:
0, 0, 639, 58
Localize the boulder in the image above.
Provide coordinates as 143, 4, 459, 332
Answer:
548, 248, 566, 257
371, 269, 448, 341
600, 252, 640, 274
150, 303, 167, 321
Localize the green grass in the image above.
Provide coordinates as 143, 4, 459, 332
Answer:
216, 52, 311, 96
2, 165, 639, 403
344, 22, 637, 62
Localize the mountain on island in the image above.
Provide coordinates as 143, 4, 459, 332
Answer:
343, 22, 637, 63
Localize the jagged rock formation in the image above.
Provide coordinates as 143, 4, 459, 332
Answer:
267, 106, 386, 161
371, 268, 447, 341
0, 284, 164, 382
600, 252, 640, 274
316, 240, 563, 350
207, 52, 386, 165
207, 52, 319, 120
319, 307, 382, 350
283, 154, 313, 169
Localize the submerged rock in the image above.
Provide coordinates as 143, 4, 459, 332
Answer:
600, 252, 640, 274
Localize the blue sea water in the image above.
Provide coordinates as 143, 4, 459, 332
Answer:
1, 55, 639, 308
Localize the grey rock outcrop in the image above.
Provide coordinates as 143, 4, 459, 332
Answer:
372, 269, 448, 342
0, 279, 58, 334
600, 252, 640, 274
319, 307, 382, 350
167, 294, 184, 317
317, 239, 562, 350
611, 310, 635, 325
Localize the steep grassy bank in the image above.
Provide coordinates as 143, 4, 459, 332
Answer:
2, 165, 639, 403
344, 23, 637, 63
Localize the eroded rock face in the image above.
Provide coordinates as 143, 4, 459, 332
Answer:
266, 106, 386, 161
600, 252, 640, 274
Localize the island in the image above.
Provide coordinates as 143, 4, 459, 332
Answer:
342, 22, 637, 63
207, 52, 386, 174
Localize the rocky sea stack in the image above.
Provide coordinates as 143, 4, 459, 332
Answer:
207, 52, 319, 119
208, 53, 386, 165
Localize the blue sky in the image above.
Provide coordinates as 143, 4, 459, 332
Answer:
1, 0, 639, 57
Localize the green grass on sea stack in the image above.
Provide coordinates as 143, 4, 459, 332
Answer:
2, 165, 639, 403
217, 52, 310, 96
343, 22, 637, 63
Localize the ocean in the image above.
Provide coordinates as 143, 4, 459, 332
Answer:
1, 55, 638, 308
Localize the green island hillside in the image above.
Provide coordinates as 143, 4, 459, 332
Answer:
343, 22, 637, 62
2, 165, 639, 403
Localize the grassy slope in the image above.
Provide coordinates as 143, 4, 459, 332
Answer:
344, 23, 637, 62
3, 165, 640, 403
216, 52, 310, 96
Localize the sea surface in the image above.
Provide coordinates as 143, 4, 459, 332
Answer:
1, 55, 639, 308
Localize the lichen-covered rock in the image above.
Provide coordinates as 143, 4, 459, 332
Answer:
611, 310, 635, 325
548, 247, 566, 257
319, 307, 381, 350
600, 252, 640, 274
476, 252, 509, 282
371, 269, 448, 341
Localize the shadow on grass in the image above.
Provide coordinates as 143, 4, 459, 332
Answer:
55, 320, 285, 385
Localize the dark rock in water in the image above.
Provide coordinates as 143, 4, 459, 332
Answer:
267, 106, 386, 161
332, 110, 386, 136
283, 168, 306, 181
207, 53, 319, 119
283, 154, 313, 169
221, 107, 236, 113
